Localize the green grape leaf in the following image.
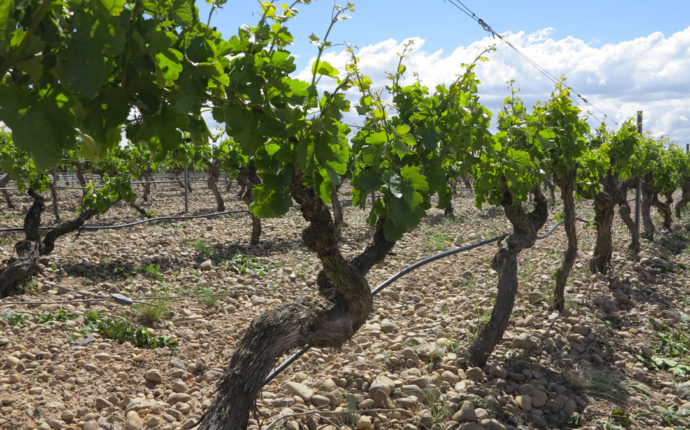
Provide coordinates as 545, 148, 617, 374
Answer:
251, 185, 292, 217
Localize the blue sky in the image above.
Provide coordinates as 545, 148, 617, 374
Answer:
199, 0, 690, 143
203, 1, 689, 68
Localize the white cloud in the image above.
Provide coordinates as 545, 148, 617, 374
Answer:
298, 27, 690, 145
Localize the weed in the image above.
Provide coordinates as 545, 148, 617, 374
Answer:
575, 365, 630, 403
341, 394, 359, 426
610, 409, 632, 427
190, 285, 221, 308
423, 230, 455, 253
81, 311, 177, 348
181, 238, 215, 260
144, 263, 164, 281
0, 309, 79, 327
421, 388, 449, 428
648, 318, 690, 362
228, 253, 279, 276
133, 298, 172, 324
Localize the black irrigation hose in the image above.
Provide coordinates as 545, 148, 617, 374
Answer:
0, 209, 251, 233
0, 199, 356, 233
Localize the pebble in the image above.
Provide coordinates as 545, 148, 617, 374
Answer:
356, 415, 374, 430
285, 381, 314, 402
167, 393, 192, 405
145, 369, 163, 383
512, 334, 539, 349
515, 394, 532, 411
452, 401, 477, 422
380, 320, 398, 333
465, 367, 484, 381
172, 379, 188, 393
95, 398, 114, 409
488, 363, 508, 379
125, 411, 144, 429
311, 394, 330, 407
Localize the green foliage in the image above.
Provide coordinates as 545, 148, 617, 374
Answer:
227, 253, 279, 276
0, 309, 79, 327
1, 0, 230, 167
133, 299, 172, 324
81, 310, 177, 348
648, 318, 690, 362
473, 84, 542, 207
144, 263, 164, 282
0, 129, 50, 192
349, 43, 492, 240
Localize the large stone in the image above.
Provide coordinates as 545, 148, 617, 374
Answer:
285, 381, 314, 402
465, 367, 484, 381
356, 415, 374, 430
380, 320, 398, 334
488, 363, 508, 379
512, 334, 539, 349
452, 401, 477, 423
532, 390, 548, 408
311, 394, 330, 408
95, 398, 114, 409
125, 411, 144, 430
368, 375, 395, 397
144, 369, 163, 383
167, 393, 192, 405
515, 394, 532, 411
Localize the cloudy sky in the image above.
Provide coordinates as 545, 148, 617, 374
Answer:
202, 0, 690, 145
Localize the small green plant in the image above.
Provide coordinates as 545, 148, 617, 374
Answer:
144, 263, 164, 281
421, 388, 450, 428
81, 311, 177, 348
228, 253, 279, 276
423, 230, 455, 253
190, 285, 221, 307
610, 409, 632, 427
133, 298, 172, 324
182, 239, 215, 260
342, 394, 359, 426
0, 309, 80, 327
648, 318, 690, 361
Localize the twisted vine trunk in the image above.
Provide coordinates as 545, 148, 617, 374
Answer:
197, 174, 394, 430
641, 174, 655, 240
0, 190, 98, 296
48, 170, 60, 223
0, 174, 14, 209
552, 174, 577, 312
205, 161, 225, 212
141, 171, 153, 202
237, 167, 262, 245
590, 175, 618, 273
618, 180, 640, 255
675, 181, 690, 217
652, 192, 673, 230
468, 188, 548, 368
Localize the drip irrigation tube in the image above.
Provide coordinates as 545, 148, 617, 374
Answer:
0, 209, 251, 233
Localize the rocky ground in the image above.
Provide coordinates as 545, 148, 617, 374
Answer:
0, 180, 689, 430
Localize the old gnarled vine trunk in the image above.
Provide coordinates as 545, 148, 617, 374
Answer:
0, 190, 98, 297
468, 188, 548, 368
0, 174, 14, 209
675, 181, 690, 217
590, 175, 621, 273
205, 161, 225, 212
641, 174, 655, 240
236, 167, 262, 245
552, 173, 577, 312
197, 175, 394, 430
